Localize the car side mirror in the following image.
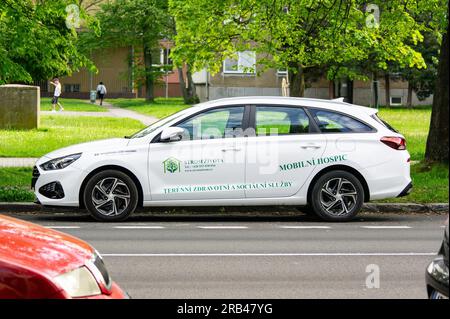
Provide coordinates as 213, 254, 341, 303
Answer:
160, 127, 185, 142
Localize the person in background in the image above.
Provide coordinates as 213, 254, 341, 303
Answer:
96, 81, 107, 106
49, 78, 64, 112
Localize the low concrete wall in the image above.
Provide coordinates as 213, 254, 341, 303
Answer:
0, 84, 40, 129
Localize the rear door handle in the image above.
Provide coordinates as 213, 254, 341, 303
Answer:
221, 148, 242, 152
300, 144, 321, 149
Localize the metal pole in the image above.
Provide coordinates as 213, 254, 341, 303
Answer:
165, 48, 169, 99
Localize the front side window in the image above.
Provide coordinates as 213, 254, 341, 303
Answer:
309, 109, 373, 133
176, 107, 245, 141
255, 106, 311, 136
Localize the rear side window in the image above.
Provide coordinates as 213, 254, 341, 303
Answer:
255, 106, 311, 135
371, 113, 399, 133
309, 109, 374, 133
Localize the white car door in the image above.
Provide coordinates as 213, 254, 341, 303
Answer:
245, 105, 327, 198
148, 106, 247, 201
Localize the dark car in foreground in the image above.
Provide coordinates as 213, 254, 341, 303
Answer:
425, 217, 449, 299
0, 214, 127, 299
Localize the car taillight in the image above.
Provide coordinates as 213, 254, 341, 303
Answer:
380, 136, 406, 150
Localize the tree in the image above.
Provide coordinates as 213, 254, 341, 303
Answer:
425, 17, 448, 163
170, 0, 430, 97
0, 0, 96, 84
90, 0, 171, 102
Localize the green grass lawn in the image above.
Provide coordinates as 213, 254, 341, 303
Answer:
0, 115, 144, 157
109, 97, 191, 118
41, 97, 107, 112
0, 167, 35, 202
377, 107, 431, 161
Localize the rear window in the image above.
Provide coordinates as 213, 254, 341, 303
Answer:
309, 109, 374, 133
371, 113, 399, 133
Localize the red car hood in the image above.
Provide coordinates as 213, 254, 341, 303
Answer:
0, 215, 93, 278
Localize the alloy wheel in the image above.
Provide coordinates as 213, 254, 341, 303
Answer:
319, 177, 358, 216
91, 177, 131, 216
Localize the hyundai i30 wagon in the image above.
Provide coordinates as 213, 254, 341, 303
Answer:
32, 97, 412, 222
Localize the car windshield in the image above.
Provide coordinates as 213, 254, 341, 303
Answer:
129, 108, 193, 138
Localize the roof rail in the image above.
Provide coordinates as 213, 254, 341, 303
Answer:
331, 97, 346, 103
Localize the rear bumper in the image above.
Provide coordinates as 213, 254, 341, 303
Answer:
397, 182, 413, 197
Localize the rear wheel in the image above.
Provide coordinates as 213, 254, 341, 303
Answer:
84, 170, 138, 222
310, 170, 364, 221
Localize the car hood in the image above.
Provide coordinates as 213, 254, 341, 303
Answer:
40, 138, 130, 161
0, 215, 93, 278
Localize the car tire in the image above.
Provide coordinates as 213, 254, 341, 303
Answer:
310, 170, 364, 222
84, 170, 138, 222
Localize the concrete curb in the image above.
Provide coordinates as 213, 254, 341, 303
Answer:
0, 202, 448, 215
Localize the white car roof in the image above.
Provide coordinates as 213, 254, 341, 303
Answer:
191, 96, 378, 118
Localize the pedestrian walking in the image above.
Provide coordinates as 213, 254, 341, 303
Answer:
96, 81, 107, 106
49, 78, 64, 112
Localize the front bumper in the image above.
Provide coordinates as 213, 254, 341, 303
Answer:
32, 163, 87, 207
82, 282, 130, 299
425, 256, 449, 299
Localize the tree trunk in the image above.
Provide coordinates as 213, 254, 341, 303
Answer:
425, 24, 449, 163
185, 64, 198, 103
328, 80, 335, 99
178, 67, 188, 101
178, 64, 199, 104
288, 62, 305, 97
143, 42, 154, 102
407, 82, 413, 108
347, 78, 354, 104
384, 73, 390, 107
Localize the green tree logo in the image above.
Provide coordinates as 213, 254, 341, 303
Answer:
163, 158, 181, 173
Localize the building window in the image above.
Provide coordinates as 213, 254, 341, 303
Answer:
277, 68, 287, 76
160, 48, 173, 66
64, 84, 80, 93
390, 96, 402, 106
223, 51, 256, 74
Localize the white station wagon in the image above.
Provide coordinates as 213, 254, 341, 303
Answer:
32, 97, 412, 222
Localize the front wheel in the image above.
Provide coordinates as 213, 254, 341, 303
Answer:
310, 170, 364, 222
84, 170, 138, 222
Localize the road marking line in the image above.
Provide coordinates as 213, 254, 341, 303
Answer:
279, 226, 331, 229
361, 226, 411, 229
197, 226, 248, 229
45, 226, 81, 229
101, 252, 435, 257
113, 226, 165, 229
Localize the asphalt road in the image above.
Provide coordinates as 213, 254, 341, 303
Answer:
3, 211, 447, 299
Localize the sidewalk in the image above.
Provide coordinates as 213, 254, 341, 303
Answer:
41, 101, 158, 126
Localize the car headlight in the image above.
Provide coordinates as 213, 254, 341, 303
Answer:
89, 250, 112, 291
40, 153, 82, 171
53, 266, 101, 298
